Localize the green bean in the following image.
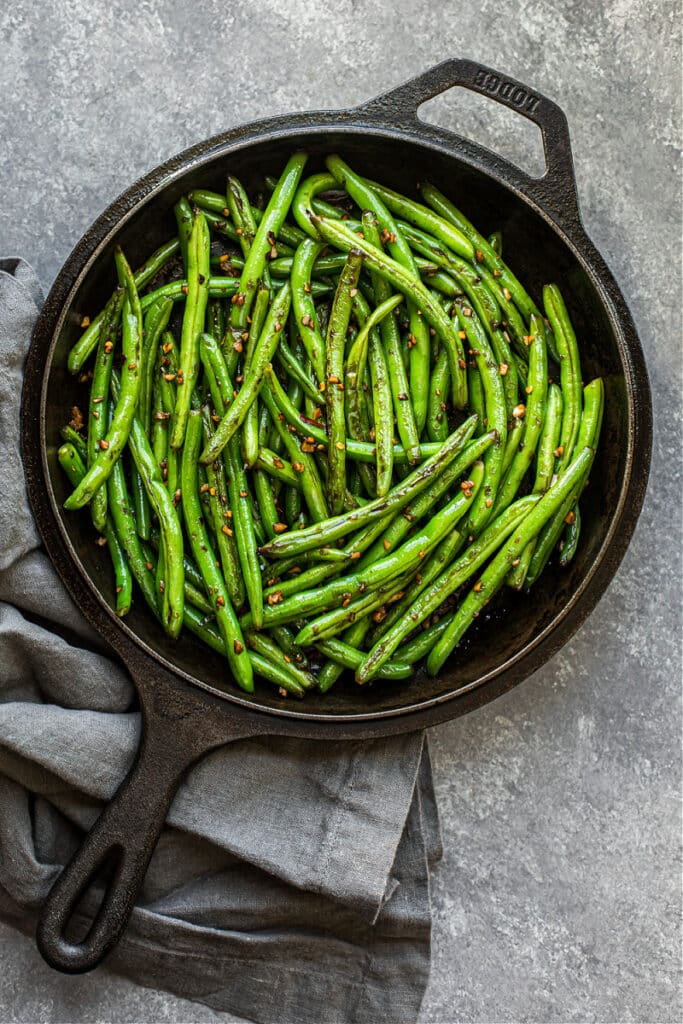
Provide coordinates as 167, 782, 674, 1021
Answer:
327, 156, 433, 433
312, 213, 467, 409
255, 515, 396, 611
244, 631, 316, 691
525, 378, 604, 587
488, 230, 503, 257
139, 278, 231, 311
273, 249, 341, 281
206, 204, 303, 260
253, 469, 281, 540
254, 462, 481, 629
60, 425, 87, 459
356, 494, 540, 682
292, 172, 339, 238
291, 239, 326, 380
360, 211, 421, 462
370, 512, 468, 642
477, 264, 530, 360
109, 374, 184, 637
398, 220, 519, 413
505, 541, 535, 592
181, 411, 252, 691
247, 652, 305, 696
346, 293, 403, 411
346, 292, 402, 495
58, 444, 132, 617
226, 176, 257, 257
506, 382, 563, 591
241, 283, 271, 468
199, 333, 263, 627
325, 251, 361, 514
87, 290, 119, 531
140, 540, 212, 616
267, 623, 308, 666
151, 375, 169, 470
357, 431, 495, 569
396, 614, 452, 663
418, 183, 556, 356
230, 153, 307, 338
263, 365, 440, 465
251, 204, 306, 250
513, 353, 529, 388
147, 530, 207, 602
363, 298, 394, 495
427, 447, 594, 674
64, 248, 143, 510
427, 345, 450, 443
314, 637, 413, 681
206, 300, 226, 348
104, 515, 133, 614
174, 197, 193, 270
454, 306, 507, 535
202, 416, 246, 610
544, 284, 583, 470
108, 461, 160, 614
534, 383, 564, 493
491, 314, 548, 515
467, 360, 486, 436
260, 384, 328, 522
187, 189, 227, 215
272, 249, 443, 284
275, 329, 325, 406
310, 195, 356, 220
140, 297, 174, 433
205, 206, 296, 258
134, 297, 173, 540
157, 332, 180, 498
200, 207, 242, 246
501, 418, 525, 479
397, 218, 498, 320
558, 505, 582, 567
344, 290, 378, 497
317, 617, 371, 692
141, 274, 327, 310
67, 238, 179, 373
170, 209, 211, 449
361, 178, 474, 262
424, 267, 465, 298
261, 414, 477, 559
256, 446, 302, 489
180, 604, 304, 697
296, 571, 414, 645
201, 283, 292, 463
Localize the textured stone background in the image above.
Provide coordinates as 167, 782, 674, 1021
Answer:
1, 0, 681, 1021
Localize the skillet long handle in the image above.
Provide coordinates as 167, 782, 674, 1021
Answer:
36, 699, 233, 974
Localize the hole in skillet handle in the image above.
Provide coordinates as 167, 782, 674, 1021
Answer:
355, 57, 583, 231
35, 692, 231, 974
418, 88, 546, 180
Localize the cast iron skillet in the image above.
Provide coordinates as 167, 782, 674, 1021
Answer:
22, 58, 652, 974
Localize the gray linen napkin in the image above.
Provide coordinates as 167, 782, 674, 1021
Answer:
0, 258, 442, 1024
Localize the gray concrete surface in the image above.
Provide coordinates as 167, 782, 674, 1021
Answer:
1, 0, 681, 1021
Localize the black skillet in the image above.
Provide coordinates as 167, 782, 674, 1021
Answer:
21, 58, 652, 974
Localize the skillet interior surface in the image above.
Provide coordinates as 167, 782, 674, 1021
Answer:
37, 128, 642, 721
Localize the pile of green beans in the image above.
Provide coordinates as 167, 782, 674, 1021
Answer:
60, 153, 603, 698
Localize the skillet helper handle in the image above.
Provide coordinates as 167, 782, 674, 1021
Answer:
357, 57, 582, 228
36, 706, 226, 974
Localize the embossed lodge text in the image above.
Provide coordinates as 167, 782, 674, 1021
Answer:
474, 69, 541, 114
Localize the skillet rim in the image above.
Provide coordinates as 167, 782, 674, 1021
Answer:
22, 106, 653, 729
